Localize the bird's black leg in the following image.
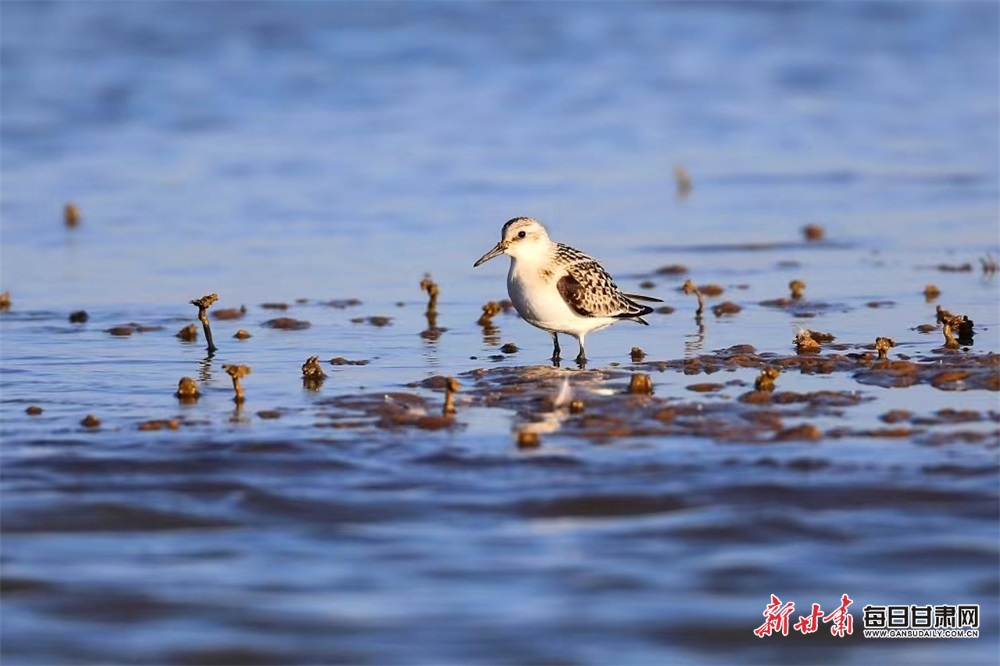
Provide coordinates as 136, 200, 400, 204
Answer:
575, 335, 587, 368
551, 332, 561, 366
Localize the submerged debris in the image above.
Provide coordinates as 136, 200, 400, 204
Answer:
223, 364, 251, 403
69, 310, 88, 323
190, 293, 219, 353
26, 405, 43, 415
500, 343, 518, 354
260, 302, 289, 310
80, 414, 101, 428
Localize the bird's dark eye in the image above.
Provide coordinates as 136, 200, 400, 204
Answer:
518, 230, 526, 239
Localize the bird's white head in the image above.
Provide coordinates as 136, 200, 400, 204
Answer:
473, 217, 552, 267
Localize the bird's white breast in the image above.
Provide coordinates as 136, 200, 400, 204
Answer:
506, 257, 614, 336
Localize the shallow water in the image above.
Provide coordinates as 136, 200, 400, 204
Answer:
2, 2, 999, 664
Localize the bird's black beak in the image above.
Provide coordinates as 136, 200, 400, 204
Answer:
473, 241, 506, 267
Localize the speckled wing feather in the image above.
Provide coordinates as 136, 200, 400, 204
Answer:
554, 243, 659, 322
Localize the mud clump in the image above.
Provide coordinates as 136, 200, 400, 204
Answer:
755, 368, 781, 392
80, 414, 101, 428
795, 329, 821, 354
630, 347, 646, 362
323, 298, 362, 309
329, 357, 370, 366
801, 224, 824, 242
69, 310, 89, 323
106, 323, 164, 336
260, 302, 289, 310
516, 429, 542, 449
478, 301, 502, 327
628, 374, 654, 395
875, 337, 896, 360
0, 291, 9, 311
234, 329, 251, 340
64, 202, 81, 228
263, 317, 311, 330
213, 305, 247, 320
774, 424, 822, 441
137, 419, 180, 431
500, 343, 518, 354
301, 356, 327, 390
25, 405, 43, 415
318, 392, 461, 432
351, 316, 391, 327
175, 377, 200, 402
712, 301, 742, 316
923, 284, 941, 301
175, 323, 198, 341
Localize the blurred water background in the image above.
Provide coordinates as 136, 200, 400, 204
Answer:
2, 2, 998, 664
